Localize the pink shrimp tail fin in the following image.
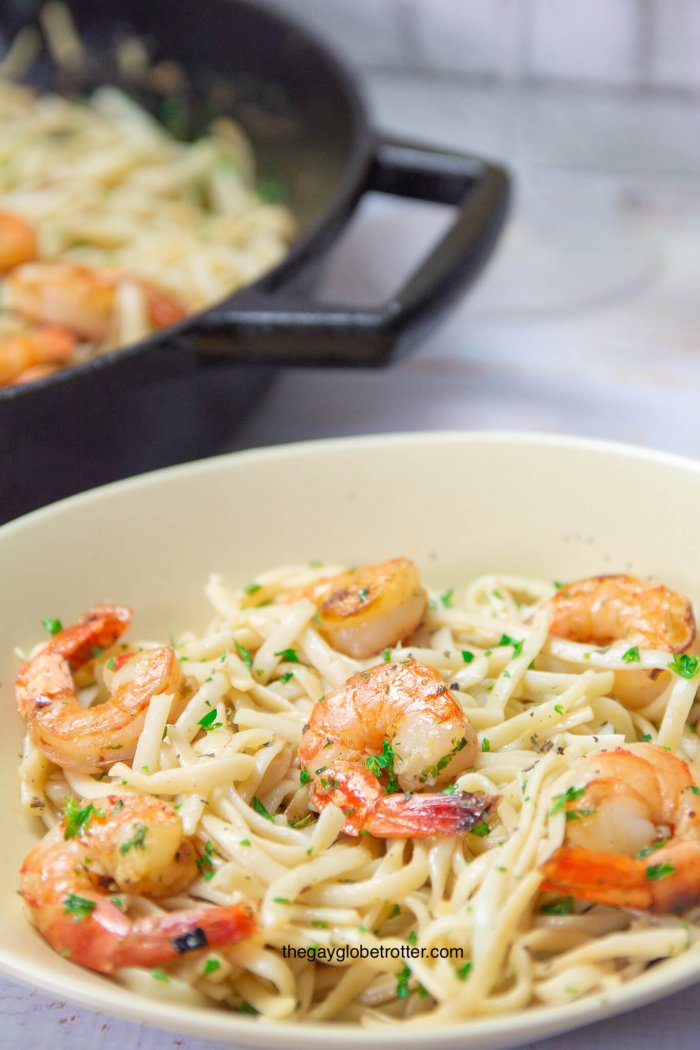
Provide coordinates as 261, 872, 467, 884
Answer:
311, 764, 495, 837
541, 846, 652, 910
114, 903, 258, 971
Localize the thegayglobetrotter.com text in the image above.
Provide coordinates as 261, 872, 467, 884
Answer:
281, 945, 463, 963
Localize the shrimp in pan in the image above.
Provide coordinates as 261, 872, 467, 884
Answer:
542, 744, 700, 913
299, 659, 493, 837
0, 324, 76, 386
543, 574, 696, 707
0, 210, 37, 272
287, 556, 427, 659
16, 604, 185, 774
21, 794, 257, 974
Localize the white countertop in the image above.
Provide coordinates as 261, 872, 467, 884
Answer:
5, 73, 700, 1049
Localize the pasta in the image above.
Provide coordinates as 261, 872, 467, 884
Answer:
16, 564, 700, 1025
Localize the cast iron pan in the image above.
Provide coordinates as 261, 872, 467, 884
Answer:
0, 0, 510, 522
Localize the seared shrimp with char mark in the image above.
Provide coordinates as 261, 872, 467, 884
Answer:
543, 574, 696, 707
287, 556, 427, 659
20, 794, 257, 974
16, 604, 185, 774
299, 658, 493, 837
542, 743, 700, 913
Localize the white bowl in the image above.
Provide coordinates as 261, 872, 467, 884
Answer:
2, 431, 700, 1049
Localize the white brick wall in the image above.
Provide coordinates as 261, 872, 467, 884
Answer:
269, 0, 700, 92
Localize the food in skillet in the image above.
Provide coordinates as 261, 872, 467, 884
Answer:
15, 560, 700, 1022
0, 74, 294, 386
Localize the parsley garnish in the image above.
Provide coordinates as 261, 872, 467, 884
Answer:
383, 649, 392, 662
120, 823, 147, 854
669, 653, 700, 679
106, 656, 116, 671
273, 897, 291, 905
299, 768, 312, 786
196, 841, 216, 881
275, 648, 300, 663
252, 796, 274, 821
481, 738, 490, 753
63, 894, 96, 920
240, 839, 251, 846
41, 616, 62, 635
554, 704, 564, 715
688, 785, 700, 796
642, 733, 653, 742
622, 646, 640, 663
423, 736, 468, 779
203, 958, 221, 976
389, 904, 401, 918
461, 650, 474, 664
234, 640, 253, 670
499, 633, 524, 658
456, 962, 472, 980
638, 838, 668, 859
244, 582, 261, 595
365, 739, 400, 793
151, 969, 170, 982
63, 798, 102, 841
396, 964, 411, 1000
550, 786, 586, 816
358, 587, 369, 603
471, 822, 489, 837
198, 708, 222, 732
280, 672, 294, 684
540, 896, 574, 915
646, 862, 675, 880
237, 1001, 259, 1015
440, 589, 454, 608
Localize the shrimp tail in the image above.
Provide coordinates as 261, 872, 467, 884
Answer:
541, 846, 652, 910
113, 903, 258, 972
311, 764, 495, 838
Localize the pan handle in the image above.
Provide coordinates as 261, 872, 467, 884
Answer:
186, 137, 510, 366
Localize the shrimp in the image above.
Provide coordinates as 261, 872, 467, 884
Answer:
298, 659, 493, 837
0, 324, 76, 386
5, 261, 187, 342
287, 557, 427, 659
0, 210, 37, 272
541, 744, 700, 912
544, 574, 696, 707
20, 794, 257, 974
16, 604, 185, 774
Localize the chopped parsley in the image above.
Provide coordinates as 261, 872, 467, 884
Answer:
471, 822, 489, 838
234, 640, 253, 670
119, 822, 148, 854
280, 672, 294, 684
687, 785, 700, 796
554, 704, 564, 715
389, 904, 401, 918
669, 653, 700, 679
642, 733, 653, 742
203, 958, 221, 976
198, 708, 222, 732
274, 648, 300, 664
622, 646, 640, 663
498, 633, 524, 658
240, 839, 251, 847
540, 896, 574, 915
291, 814, 316, 829
63, 894, 96, 920
196, 840, 216, 881
396, 964, 411, 1000
299, 768, 312, 786
456, 962, 472, 980
273, 897, 291, 905
383, 649, 392, 662
237, 1001, 259, 1015
638, 838, 668, 859
423, 736, 468, 780
406, 931, 418, 945
106, 656, 116, 671
461, 650, 474, 664
243, 582, 261, 595
312, 920, 329, 929
550, 786, 586, 816
646, 862, 676, 880
358, 587, 369, 603
151, 969, 170, 982
41, 616, 62, 635
251, 796, 274, 821
481, 738, 490, 753
63, 798, 102, 841
440, 589, 454, 608
365, 739, 400, 793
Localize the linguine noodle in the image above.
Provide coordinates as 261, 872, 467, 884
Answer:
17, 565, 700, 1024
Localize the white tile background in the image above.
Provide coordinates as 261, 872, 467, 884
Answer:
270, 0, 700, 92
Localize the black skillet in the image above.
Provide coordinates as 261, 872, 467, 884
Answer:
0, 0, 510, 522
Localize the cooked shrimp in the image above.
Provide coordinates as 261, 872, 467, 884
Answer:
298, 659, 492, 836
541, 743, 700, 912
0, 210, 37, 272
287, 557, 427, 659
20, 794, 257, 974
544, 574, 696, 707
0, 324, 76, 386
16, 604, 185, 774
5, 261, 187, 342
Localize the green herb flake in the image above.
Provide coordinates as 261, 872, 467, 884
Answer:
203, 958, 221, 976
198, 708, 222, 732
638, 838, 668, 859
243, 582, 261, 595
41, 616, 62, 635
481, 738, 490, 753
196, 841, 216, 881
406, 931, 418, 945
642, 733, 653, 742
499, 633, 524, 658
456, 962, 472, 980
63, 894, 96, 920
471, 822, 489, 838
540, 896, 574, 915
240, 839, 251, 847
461, 650, 474, 664
365, 738, 400, 793
383, 648, 392, 662
389, 903, 401, 918
554, 704, 564, 715
151, 968, 170, 982
252, 796, 274, 821
646, 862, 676, 880
234, 640, 253, 670
63, 798, 103, 841
440, 589, 454, 609
622, 646, 640, 663
312, 920, 329, 929
280, 672, 294, 684
274, 648, 300, 664
687, 785, 700, 796
396, 963, 412, 1000
273, 897, 291, 905
669, 653, 700, 679
358, 586, 369, 603
550, 786, 586, 816
300, 768, 312, 786
106, 656, 116, 671
119, 823, 148, 854
237, 1001, 259, 1015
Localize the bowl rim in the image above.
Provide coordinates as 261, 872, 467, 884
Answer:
3, 428, 700, 1047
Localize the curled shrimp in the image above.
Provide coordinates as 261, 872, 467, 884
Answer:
541, 744, 700, 913
544, 574, 696, 707
0, 210, 37, 272
287, 556, 427, 659
16, 604, 185, 774
5, 261, 187, 342
0, 324, 76, 386
298, 659, 493, 837
20, 794, 257, 974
